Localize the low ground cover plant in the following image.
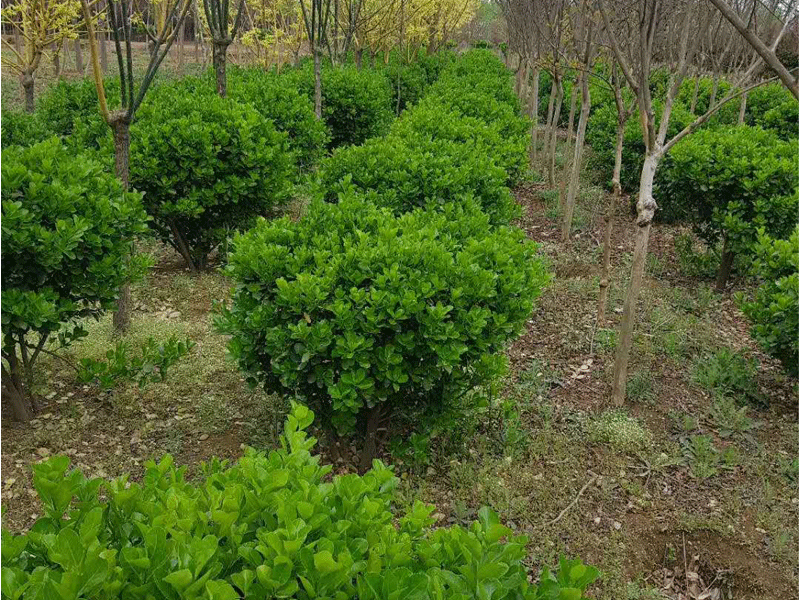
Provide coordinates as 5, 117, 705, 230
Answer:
1, 403, 599, 600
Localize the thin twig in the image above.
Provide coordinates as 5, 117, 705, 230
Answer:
548, 472, 597, 525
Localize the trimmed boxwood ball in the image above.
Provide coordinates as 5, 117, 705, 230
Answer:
737, 228, 799, 374
228, 67, 329, 168
129, 84, 295, 271
659, 125, 798, 261
287, 62, 393, 148
319, 135, 520, 225
0, 108, 50, 148
36, 77, 119, 139
389, 97, 528, 184
2, 138, 149, 420
217, 193, 550, 443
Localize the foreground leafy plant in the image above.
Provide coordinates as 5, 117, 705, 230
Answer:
77, 335, 195, 390
1, 403, 598, 600
217, 193, 550, 467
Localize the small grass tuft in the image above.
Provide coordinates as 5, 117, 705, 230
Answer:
587, 410, 652, 452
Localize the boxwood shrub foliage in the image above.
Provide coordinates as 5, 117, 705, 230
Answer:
320, 136, 520, 225
0, 109, 50, 149
227, 67, 330, 169
1, 138, 150, 421
36, 77, 120, 140
129, 84, 295, 271
287, 62, 394, 148
217, 194, 550, 457
1, 403, 598, 600
659, 125, 798, 274
737, 228, 799, 373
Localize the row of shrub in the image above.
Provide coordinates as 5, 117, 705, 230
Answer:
2, 403, 599, 599
219, 49, 548, 449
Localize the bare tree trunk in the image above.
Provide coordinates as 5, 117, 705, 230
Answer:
52, 42, 62, 79
597, 115, 626, 325
612, 153, 659, 405
709, 74, 719, 110
558, 81, 579, 210
528, 66, 540, 167
2, 358, 34, 422
194, 0, 200, 63
690, 74, 700, 113
111, 115, 132, 333
178, 19, 186, 71
75, 37, 85, 74
213, 41, 229, 96
21, 73, 35, 113
546, 77, 564, 188
313, 45, 322, 119
737, 91, 747, 124
715, 238, 735, 291
562, 71, 591, 241
99, 7, 108, 72
360, 403, 383, 472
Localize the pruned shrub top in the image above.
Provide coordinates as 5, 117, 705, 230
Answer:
228, 67, 330, 168
217, 194, 550, 435
288, 63, 393, 148
1, 138, 149, 346
660, 125, 798, 254
129, 84, 295, 270
319, 135, 520, 225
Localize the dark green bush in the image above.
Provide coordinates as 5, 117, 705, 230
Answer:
217, 194, 550, 438
1, 138, 149, 416
36, 77, 118, 139
378, 58, 430, 113
745, 83, 798, 140
737, 228, 798, 373
1, 403, 598, 599
659, 125, 798, 262
435, 49, 519, 110
389, 96, 528, 183
288, 63, 393, 148
129, 84, 295, 270
0, 109, 50, 148
320, 136, 520, 224
228, 67, 329, 168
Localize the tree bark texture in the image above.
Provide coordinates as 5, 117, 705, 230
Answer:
213, 40, 229, 97
562, 72, 591, 242
612, 153, 658, 405
111, 115, 132, 333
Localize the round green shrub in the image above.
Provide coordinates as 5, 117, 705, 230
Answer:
2, 403, 598, 599
129, 84, 295, 270
1, 109, 50, 148
217, 194, 550, 437
389, 96, 528, 183
746, 82, 798, 140
319, 135, 520, 225
36, 77, 119, 139
660, 125, 798, 258
287, 63, 393, 148
2, 138, 149, 416
737, 227, 798, 373
377, 56, 430, 112
228, 67, 329, 168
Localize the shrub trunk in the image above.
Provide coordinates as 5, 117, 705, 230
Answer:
213, 40, 229, 97
111, 114, 132, 333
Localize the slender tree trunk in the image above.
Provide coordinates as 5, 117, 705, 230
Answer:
559, 81, 579, 210
52, 43, 62, 79
360, 403, 383, 472
313, 45, 322, 119
178, 19, 186, 71
111, 115, 132, 333
528, 66, 540, 166
3, 357, 34, 422
690, 74, 700, 113
355, 47, 362, 69
213, 40, 229, 97
547, 77, 563, 188
21, 73, 35, 113
99, 12, 108, 72
597, 115, 626, 325
612, 153, 659, 405
709, 74, 719, 111
737, 92, 747, 124
715, 238, 735, 292
75, 37, 85, 74
562, 72, 591, 241
542, 75, 557, 168
194, 3, 200, 63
